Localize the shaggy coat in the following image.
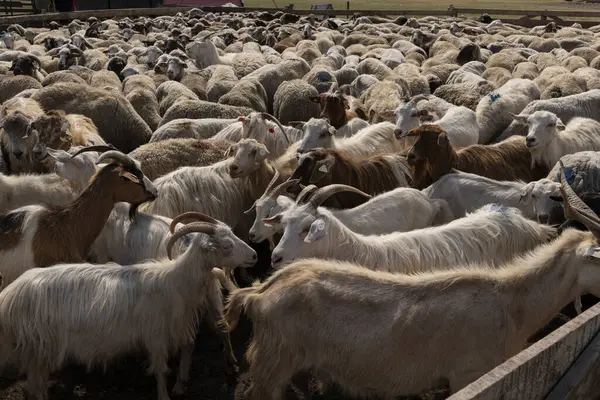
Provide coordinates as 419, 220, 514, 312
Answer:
407, 125, 548, 189
290, 148, 412, 208
226, 228, 599, 399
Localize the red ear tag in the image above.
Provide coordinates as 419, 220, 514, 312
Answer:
269, 128, 275, 134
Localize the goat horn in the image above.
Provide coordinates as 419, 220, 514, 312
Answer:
96, 150, 136, 169
263, 161, 281, 196
170, 212, 219, 233
71, 145, 117, 158
296, 184, 319, 204
257, 112, 291, 145
308, 184, 371, 209
558, 160, 600, 241
167, 222, 215, 260
269, 179, 300, 200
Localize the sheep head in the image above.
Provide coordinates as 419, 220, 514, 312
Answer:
227, 139, 270, 178
166, 56, 187, 81
267, 184, 370, 268
0, 110, 36, 160
28, 110, 72, 160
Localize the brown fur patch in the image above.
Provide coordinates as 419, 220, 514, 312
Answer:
408, 125, 549, 189
0, 211, 26, 251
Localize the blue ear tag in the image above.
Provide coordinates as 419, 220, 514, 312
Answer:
489, 92, 501, 103
488, 203, 508, 214
557, 166, 575, 185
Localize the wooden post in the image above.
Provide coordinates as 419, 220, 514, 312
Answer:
346, 1, 349, 11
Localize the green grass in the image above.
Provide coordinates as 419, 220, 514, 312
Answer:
245, 0, 600, 14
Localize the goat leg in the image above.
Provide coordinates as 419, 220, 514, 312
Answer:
206, 298, 238, 376
172, 343, 194, 395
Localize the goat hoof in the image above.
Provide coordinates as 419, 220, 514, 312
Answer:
172, 381, 187, 396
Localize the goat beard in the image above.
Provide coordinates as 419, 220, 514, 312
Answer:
128, 203, 140, 222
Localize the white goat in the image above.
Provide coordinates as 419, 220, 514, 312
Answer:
0, 213, 256, 400
297, 118, 401, 156
267, 186, 556, 270
224, 164, 600, 399
513, 110, 600, 169
249, 182, 454, 244
394, 96, 479, 149
423, 170, 563, 222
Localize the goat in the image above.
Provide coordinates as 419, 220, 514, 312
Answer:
514, 111, 600, 169
225, 162, 600, 399
406, 125, 548, 189
297, 118, 402, 157
309, 91, 369, 137
290, 148, 412, 208
267, 184, 556, 269
0, 213, 256, 400
250, 181, 454, 244
0, 149, 157, 287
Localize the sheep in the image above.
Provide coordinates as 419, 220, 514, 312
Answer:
515, 111, 600, 169
360, 81, 409, 122
394, 95, 479, 149
218, 78, 268, 113
0, 97, 45, 174
128, 138, 233, 181
0, 75, 42, 103
249, 181, 453, 244
406, 125, 548, 189
156, 80, 200, 116
89, 69, 122, 91
297, 119, 402, 157
9, 54, 44, 82
273, 79, 321, 125
123, 74, 161, 131
158, 99, 254, 127
32, 82, 151, 153
187, 39, 236, 69
225, 181, 595, 399
267, 183, 556, 269
0, 212, 257, 400
289, 148, 411, 209
150, 118, 238, 142
502, 85, 600, 132
0, 149, 157, 288
433, 81, 495, 111
310, 91, 369, 137
476, 78, 541, 144
206, 65, 238, 103
28, 110, 106, 160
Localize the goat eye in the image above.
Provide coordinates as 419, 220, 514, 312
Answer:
547, 123, 555, 127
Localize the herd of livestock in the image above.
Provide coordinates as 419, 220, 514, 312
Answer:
2, 7, 600, 400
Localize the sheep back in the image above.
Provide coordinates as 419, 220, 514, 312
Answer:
273, 80, 320, 125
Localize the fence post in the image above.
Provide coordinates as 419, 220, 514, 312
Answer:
346, 1, 349, 11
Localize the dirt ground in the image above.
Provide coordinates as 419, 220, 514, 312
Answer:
0, 240, 594, 400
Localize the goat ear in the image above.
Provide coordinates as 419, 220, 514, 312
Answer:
223, 145, 236, 159
556, 119, 566, 131
309, 155, 335, 183
509, 112, 528, 124
419, 110, 434, 121
305, 218, 328, 243
237, 115, 249, 124
263, 213, 283, 226
327, 126, 336, 135
119, 170, 141, 184
354, 104, 368, 120
437, 133, 449, 147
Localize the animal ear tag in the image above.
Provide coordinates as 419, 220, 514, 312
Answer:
318, 164, 328, 173
586, 245, 600, 259
268, 128, 275, 134
305, 219, 327, 243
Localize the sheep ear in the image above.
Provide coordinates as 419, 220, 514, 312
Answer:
556, 119, 566, 131
437, 133, 449, 147
309, 155, 335, 183
223, 146, 236, 159
309, 96, 321, 104
8, 60, 15, 71
305, 218, 328, 243
519, 186, 531, 203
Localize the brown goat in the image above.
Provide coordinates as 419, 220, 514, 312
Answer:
289, 148, 412, 208
0, 150, 158, 288
406, 125, 549, 189
309, 92, 367, 129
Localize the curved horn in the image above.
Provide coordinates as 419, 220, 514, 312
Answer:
558, 160, 600, 241
96, 150, 136, 168
269, 178, 300, 199
409, 94, 429, 104
167, 222, 216, 260
169, 212, 219, 233
296, 184, 318, 204
71, 145, 117, 158
257, 112, 291, 145
308, 184, 371, 209
263, 161, 280, 196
